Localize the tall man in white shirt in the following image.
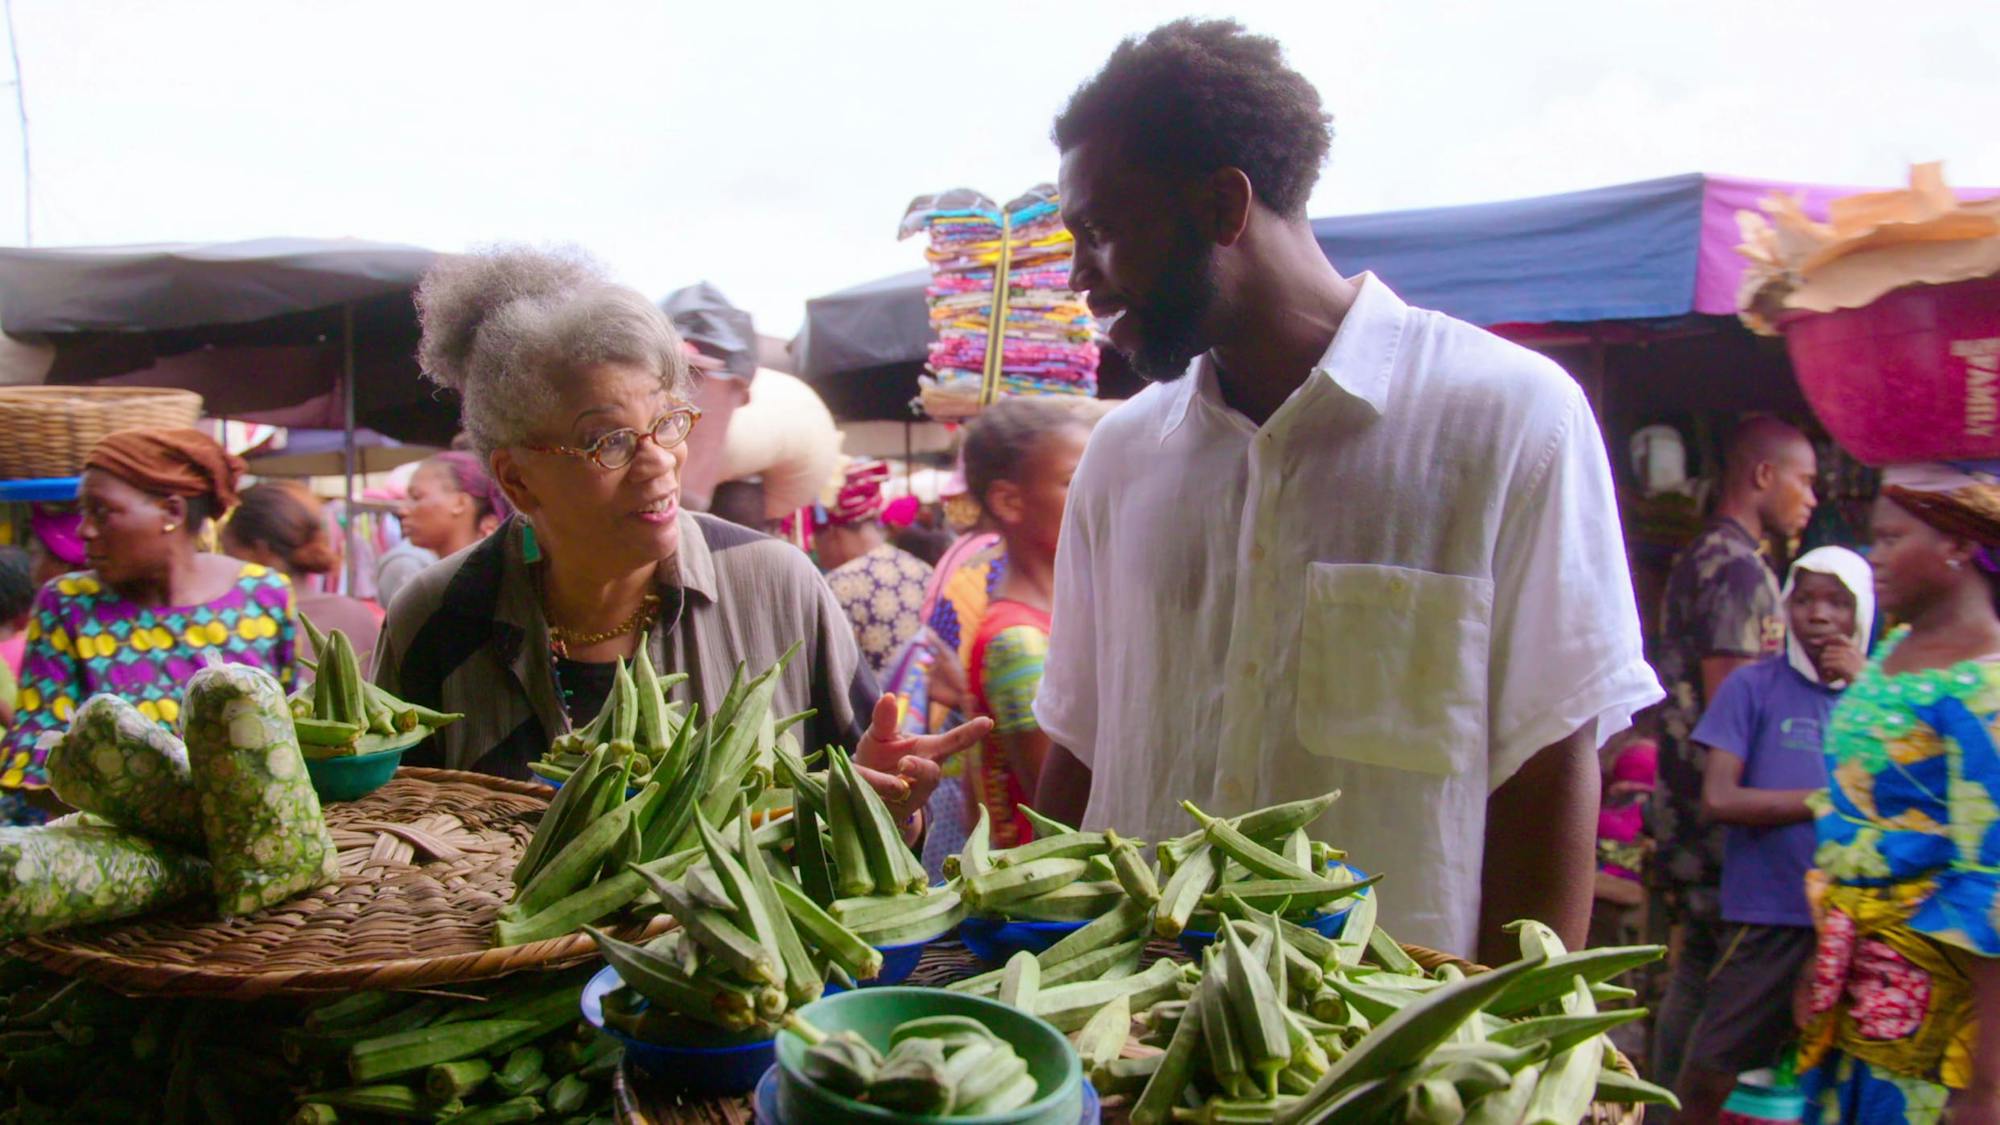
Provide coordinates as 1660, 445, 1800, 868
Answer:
1031, 19, 1663, 963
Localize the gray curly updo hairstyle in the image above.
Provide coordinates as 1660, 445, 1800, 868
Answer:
415, 245, 694, 460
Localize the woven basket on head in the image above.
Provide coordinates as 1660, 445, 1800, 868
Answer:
10, 767, 670, 998
0, 385, 204, 480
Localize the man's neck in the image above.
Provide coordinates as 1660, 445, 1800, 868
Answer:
1208, 228, 1359, 427
1712, 495, 1765, 547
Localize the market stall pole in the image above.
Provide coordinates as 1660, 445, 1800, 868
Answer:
343, 302, 358, 591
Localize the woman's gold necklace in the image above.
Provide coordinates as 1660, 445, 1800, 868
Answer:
546, 596, 661, 658
536, 564, 662, 659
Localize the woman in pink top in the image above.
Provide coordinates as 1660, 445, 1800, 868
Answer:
222, 482, 384, 673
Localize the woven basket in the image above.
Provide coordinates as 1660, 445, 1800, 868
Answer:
9, 767, 670, 997
614, 939, 1648, 1125
0, 385, 204, 479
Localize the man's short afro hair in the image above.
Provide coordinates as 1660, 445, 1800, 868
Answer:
1053, 19, 1333, 219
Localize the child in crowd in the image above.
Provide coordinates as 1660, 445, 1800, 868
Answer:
1672, 546, 1872, 1122
961, 397, 1105, 848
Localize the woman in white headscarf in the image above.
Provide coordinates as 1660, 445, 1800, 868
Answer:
1673, 546, 1873, 1120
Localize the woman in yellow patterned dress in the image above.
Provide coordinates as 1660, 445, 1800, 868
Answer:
1802, 462, 2000, 1124
0, 429, 295, 826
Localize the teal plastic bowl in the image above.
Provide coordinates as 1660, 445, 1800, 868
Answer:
304, 744, 405, 802
776, 987, 1082, 1125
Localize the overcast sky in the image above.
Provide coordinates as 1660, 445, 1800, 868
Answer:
1, 1, 1994, 337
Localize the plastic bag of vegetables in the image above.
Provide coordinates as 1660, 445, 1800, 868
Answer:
46, 693, 204, 850
185, 663, 341, 917
0, 823, 210, 939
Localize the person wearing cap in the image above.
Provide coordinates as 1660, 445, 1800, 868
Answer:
0, 428, 297, 824
660, 281, 759, 515
818, 460, 933, 680
1795, 463, 2000, 1125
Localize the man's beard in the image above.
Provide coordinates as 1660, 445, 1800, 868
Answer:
1116, 224, 1219, 383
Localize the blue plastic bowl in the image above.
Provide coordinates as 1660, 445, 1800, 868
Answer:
581, 964, 773, 1096
816, 934, 941, 995
959, 915, 1087, 965
866, 936, 932, 987
1177, 861, 1371, 958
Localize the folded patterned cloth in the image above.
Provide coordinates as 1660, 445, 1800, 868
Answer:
900, 183, 1103, 418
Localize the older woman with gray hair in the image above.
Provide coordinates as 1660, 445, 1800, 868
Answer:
375, 246, 987, 834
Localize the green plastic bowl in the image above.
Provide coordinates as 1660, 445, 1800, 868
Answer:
304, 738, 412, 802
775, 987, 1081, 1125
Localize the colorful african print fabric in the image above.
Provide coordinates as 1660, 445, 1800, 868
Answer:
0, 565, 296, 793
1652, 517, 1784, 916
899, 536, 1007, 875
825, 543, 932, 679
981, 625, 1049, 737
925, 535, 1005, 665
1803, 1052, 1951, 1124
1798, 625, 2000, 1107
969, 600, 1050, 849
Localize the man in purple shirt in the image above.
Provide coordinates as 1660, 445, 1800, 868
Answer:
1674, 546, 1873, 1122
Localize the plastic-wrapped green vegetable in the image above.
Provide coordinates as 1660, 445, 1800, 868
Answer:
46, 694, 204, 849
0, 824, 209, 938
185, 663, 341, 917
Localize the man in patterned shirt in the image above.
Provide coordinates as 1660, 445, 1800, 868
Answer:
1649, 415, 1818, 1101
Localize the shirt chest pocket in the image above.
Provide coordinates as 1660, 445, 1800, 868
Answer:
1295, 563, 1494, 776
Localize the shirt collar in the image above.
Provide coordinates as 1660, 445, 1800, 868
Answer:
1158, 271, 1405, 443
672, 511, 720, 604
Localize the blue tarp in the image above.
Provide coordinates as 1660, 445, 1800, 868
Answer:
1312, 173, 1707, 327
796, 174, 1713, 384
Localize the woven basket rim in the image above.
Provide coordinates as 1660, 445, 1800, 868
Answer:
0, 385, 204, 402
9, 766, 670, 997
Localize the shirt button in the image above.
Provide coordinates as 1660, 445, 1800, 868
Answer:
1389, 577, 1408, 595
1245, 661, 1261, 677
1249, 545, 1265, 564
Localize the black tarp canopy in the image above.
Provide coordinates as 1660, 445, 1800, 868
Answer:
0, 237, 456, 444
0, 237, 456, 588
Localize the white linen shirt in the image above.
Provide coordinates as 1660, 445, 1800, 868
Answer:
1032, 274, 1662, 956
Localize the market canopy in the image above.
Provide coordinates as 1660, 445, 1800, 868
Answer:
0, 237, 457, 444
793, 172, 2000, 415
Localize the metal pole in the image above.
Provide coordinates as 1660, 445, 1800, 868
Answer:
342, 303, 358, 594
4, 0, 30, 246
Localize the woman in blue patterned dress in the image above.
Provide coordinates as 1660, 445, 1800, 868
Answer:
0, 429, 295, 825
1802, 462, 2000, 1124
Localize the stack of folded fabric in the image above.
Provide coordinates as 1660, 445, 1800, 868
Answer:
899, 185, 1100, 419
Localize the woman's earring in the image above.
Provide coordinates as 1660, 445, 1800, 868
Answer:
1950, 558, 1965, 570
162, 522, 177, 534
